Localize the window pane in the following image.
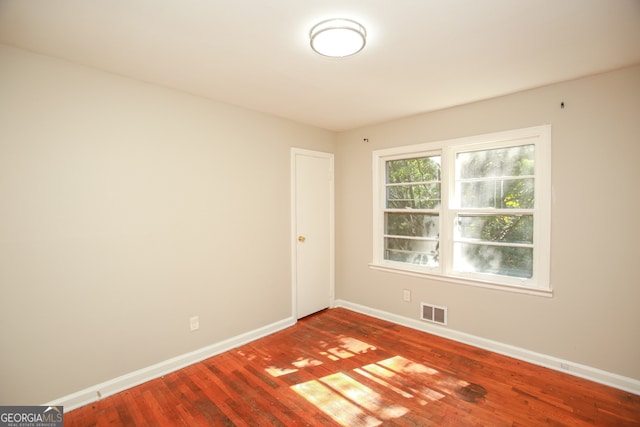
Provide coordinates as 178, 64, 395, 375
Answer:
386, 213, 439, 237
385, 238, 439, 266
455, 243, 533, 278
387, 183, 441, 209
386, 156, 440, 184
458, 215, 533, 244
458, 145, 534, 179
460, 178, 534, 209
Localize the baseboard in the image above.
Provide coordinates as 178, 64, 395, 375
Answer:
46, 301, 640, 411
333, 299, 640, 396
44, 316, 297, 411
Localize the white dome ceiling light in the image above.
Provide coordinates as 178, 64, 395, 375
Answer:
309, 18, 367, 58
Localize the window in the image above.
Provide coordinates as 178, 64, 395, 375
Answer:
372, 126, 551, 295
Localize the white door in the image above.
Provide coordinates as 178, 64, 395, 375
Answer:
291, 148, 334, 319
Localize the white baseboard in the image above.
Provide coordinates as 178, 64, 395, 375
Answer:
45, 316, 296, 411
333, 299, 640, 396
46, 301, 640, 411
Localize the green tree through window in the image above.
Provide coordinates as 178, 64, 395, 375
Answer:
455, 145, 535, 278
384, 156, 440, 266
373, 125, 551, 292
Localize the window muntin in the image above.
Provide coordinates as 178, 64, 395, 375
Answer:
372, 126, 551, 293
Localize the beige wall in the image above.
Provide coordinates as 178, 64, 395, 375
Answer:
335, 64, 640, 381
0, 45, 335, 404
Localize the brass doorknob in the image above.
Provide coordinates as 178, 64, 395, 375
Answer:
298, 236, 306, 242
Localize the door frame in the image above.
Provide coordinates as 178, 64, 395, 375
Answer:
290, 148, 335, 319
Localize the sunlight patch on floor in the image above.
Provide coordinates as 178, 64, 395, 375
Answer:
263, 336, 376, 376
378, 355, 438, 375
327, 347, 355, 359
338, 336, 377, 354
291, 379, 382, 427
320, 372, 409, 420
265, 366, 298, 377
361, 361, 445, 404
235, 350, 256, 361
289, 347, 450, 425
354, 367, 417, 401
292, 357, 323, 368
267, 335, 462, 426
375, 356, 472, 399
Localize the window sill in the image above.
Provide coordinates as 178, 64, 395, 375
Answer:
368, 263, 553, 298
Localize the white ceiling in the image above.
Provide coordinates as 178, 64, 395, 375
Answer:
1, 0, 639, 131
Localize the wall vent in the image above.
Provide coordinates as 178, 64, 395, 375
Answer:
421, 302, 447, 326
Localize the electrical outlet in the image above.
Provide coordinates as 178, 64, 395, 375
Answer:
189, 316, 199, 331
403, 289, 411, 302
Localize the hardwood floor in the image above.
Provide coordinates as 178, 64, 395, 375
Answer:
65, 308, 640, 426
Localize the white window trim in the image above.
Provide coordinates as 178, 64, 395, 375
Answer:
371, 125, 552, 297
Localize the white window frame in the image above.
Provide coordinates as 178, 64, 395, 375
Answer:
371, 125, 552, 296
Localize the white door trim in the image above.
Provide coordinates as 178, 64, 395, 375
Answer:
290, 148, 335, 319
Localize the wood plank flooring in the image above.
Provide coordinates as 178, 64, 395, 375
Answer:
65, 308, 640, 426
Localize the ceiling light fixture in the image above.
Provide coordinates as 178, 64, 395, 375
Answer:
309, 18, 367, 58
